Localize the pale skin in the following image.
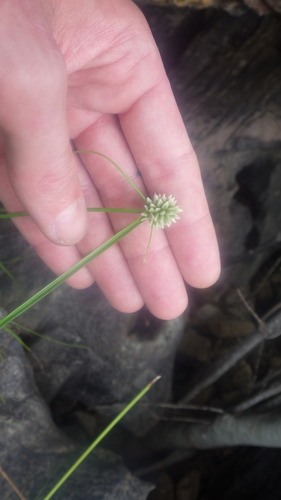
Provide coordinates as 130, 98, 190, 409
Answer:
0, 0, 220, 320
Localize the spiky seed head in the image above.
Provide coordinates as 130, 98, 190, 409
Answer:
141, 193, 182, 229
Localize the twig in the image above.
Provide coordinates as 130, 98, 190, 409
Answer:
94, 402, 223, 414
237, 288, 264, 385
258, 392, 281, 412
0, 466, 27, 500
237, 288, 264, 327
147, 411, 281, 452
150, 402, 224, 414
250, 367, 281, 392
229, 369, 281, 414
253, 255, 281, 297
136, 450, 195, 477
156, 415, 211, 425
180, 311, 281, 405
231, 381, 281, 413
263, 301, 281, 321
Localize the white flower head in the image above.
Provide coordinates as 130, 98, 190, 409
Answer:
141, 194, 182, 229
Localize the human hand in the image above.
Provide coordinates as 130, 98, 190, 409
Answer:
0, 0, 220, 320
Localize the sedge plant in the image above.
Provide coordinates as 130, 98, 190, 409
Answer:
0, 376, 161, 500
0, 150, 182, 331
0, 151, 180, 499
40, 376, 160, 500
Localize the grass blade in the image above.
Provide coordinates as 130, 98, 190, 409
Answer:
74, 150, 147, 201
0, 207, 143, 219
0, 218, 143, 329
0, 262, 17, 283
87, 207, 143, 213
41, 376, 161, 500
3, 326, 30, 351
11, 322, 89, 350
0, 212, 28, 218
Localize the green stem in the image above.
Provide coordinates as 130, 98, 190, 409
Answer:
41, 376, 160, 500
0, 207, 143, 219
0, 218, 143, 329
87, 207, 143, 213
11, 322, 88, 350
0, 212, 28, 218
144, 224, 154, 263
0, 262, 17, 283
74, 150, 147, 202
3, 326, 30, 351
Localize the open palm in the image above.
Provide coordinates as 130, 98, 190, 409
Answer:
0, 0, 220, 319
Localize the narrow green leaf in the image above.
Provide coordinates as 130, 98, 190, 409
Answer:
0, 262, 17, 284
11, 322, 89, 350
0, 218, 143, 329
3, 326, 30, 351
144, 224, 154, 263
87, 207, 143, 213
0, 212, 28, 218
0, 207, 143, 219
41, 376, 161, 500
74, 150, 147, 201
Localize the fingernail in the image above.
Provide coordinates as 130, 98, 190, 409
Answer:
52, 198, 87, 244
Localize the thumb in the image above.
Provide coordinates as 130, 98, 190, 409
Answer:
7, 133, 88, 245
3, 72, 87, 245
0, 1, 88, 246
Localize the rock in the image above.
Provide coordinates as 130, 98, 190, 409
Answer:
29, 306, 185, 435
0, 222, 185, 437
0, 324, 153, 500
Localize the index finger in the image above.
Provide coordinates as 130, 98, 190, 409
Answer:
120, 76, 221, 288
